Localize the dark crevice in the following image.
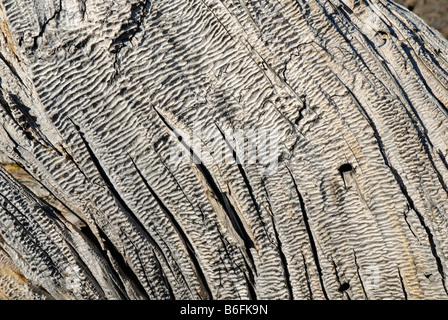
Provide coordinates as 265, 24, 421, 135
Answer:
353, 250, 368, 299
153, 107, 258, 285
58, 143, 90, 183
332, 1, 448, 202
332, 260, 351, 300
27, 281, 55, 300
0, 52, 26, 87
68, 118, 174, 298
110, 0, 151, 54
128, 159, 196, 291
155, 152, 207, 222
341, 85, 448, 296
0, 94, 21, 128
270, 216, 293, 299
128, 155, 213, 300
1, 124, 21, 154
150, 247, 175, 299
398, 43, 448, 198
263, 186, 294, 299
437, 150, 448, 173
32, 0, 62, 50
397, 267, 408, 300
214, 123, 270, 237
295, 95, 307, 125
0, 193, 66, 278
216, 228, 254, 297
301, 251, 313, 300
0, 94, 60, 155
220, 183, 258, 283
62, 239, 108, 298
78, 0, 87, 20
120, 226, 173, 299
326, 1, 447, 169
79, 223, 147, 300
243, 267, 257, 300
0, 233, 53, 300
402, 182, 448, 294
403, 205, 419, 240
286, 166, 329, 300
1, 154, 90, 232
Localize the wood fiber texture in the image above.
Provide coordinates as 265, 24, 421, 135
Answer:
0, 0, 448, 300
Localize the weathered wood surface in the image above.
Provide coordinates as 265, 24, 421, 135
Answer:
0, 0, 448, 300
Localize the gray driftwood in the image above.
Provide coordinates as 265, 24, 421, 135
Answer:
0, 0, 448, 300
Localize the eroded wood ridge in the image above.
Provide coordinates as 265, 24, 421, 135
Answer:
0, 0, 447, 299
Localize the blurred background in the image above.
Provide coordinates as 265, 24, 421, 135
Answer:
394, 0, 448, 39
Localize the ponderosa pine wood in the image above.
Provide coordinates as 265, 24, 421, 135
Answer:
0, 0, 448, 300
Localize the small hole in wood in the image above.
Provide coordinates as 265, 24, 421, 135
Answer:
338, 282, 350, 292
338, 163, 353, 174
377, 30, 390, 39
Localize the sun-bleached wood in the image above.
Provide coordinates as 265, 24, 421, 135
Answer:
0, 0, 448, 299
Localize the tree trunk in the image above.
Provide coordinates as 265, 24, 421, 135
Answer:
0, 0, 448, 300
